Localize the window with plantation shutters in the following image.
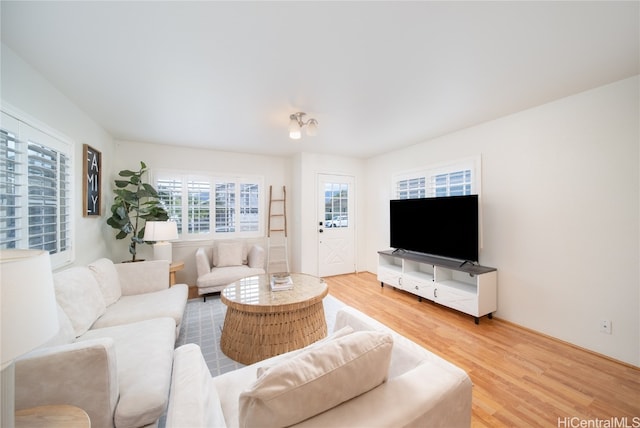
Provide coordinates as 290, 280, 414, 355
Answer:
396, 177, 426, 199
188, 180, 210, 234
1, 111, 73, 267
432, 169, 472, 197
157, 178, 183, 230
28, 142, 71, 252
215, 181, 235, 233
0, 126, 21, 249
156, 171, 263, 238
393, 157, 481, 200
239, 183, 259, 232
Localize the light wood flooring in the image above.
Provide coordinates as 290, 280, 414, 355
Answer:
324, 272, 640, 427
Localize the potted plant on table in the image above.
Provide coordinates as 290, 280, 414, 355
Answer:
106, 161, 168, 262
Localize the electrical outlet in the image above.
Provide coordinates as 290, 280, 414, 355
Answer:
599, 319, 612, 334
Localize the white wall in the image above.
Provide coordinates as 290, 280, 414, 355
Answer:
1, 44, 116, 267
365, 76, 639, 366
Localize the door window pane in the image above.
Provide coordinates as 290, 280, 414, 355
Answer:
324, 182, 349, 227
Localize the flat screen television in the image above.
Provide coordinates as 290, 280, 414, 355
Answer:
390, 195, 479, 262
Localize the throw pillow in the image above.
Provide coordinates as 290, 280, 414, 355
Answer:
88, 258, 122, 306
255, 325, 355, 378
53, 267, 107, 337
215, 241, 244, 267
239, 330, 393, 428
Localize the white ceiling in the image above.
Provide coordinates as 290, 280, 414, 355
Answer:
1, 1, 638, 158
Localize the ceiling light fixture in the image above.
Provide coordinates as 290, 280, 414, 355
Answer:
288, 112, 318, 140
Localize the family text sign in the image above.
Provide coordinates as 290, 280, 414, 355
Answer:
83, 144, 101, 216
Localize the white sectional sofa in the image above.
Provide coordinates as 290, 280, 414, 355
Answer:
166, 305, 472, 428
15, 258, 188, 428
195, 240, 265, 299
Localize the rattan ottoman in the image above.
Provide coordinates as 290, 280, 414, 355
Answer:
220, 273, 329, 365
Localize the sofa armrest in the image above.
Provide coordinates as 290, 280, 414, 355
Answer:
334, 306, 437, 378
294, 362, 472, 428
335, 306, 391, 333
15, 338, 119, 428
247, 245, 265, 269
166, 344, 227, 428
115, 260, 170, 295
195, 248, 211, 278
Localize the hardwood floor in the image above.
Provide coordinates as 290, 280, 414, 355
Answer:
324, 272, 640, 428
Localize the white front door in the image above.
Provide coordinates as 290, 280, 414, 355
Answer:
317, 174, 355, 277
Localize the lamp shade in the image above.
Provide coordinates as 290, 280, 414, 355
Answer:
306, 119, 318, 136
1, 249, 58, 369
288, 118, 302, 140
143, 221, 178, 242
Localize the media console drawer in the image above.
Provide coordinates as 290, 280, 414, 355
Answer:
377, 266, 402, 288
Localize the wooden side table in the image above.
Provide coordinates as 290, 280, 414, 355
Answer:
169, 260, 184, 286
16, 405, 90, 428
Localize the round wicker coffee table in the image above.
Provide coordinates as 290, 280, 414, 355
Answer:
220, 273, 328, 365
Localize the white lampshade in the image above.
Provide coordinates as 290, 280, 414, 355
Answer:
288, 118, 302, 140
1, 249, 59, 427
143, 221, 178, 242
306, 118, 318, 137
143, 221, 178, 262
1, 249, 58, 369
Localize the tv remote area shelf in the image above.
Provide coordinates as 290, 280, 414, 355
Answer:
377, 250, 497, 324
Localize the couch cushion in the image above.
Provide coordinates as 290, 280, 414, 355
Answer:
197, 266, 265, 289
88, 258, 122, 306
40, 304, 76, 348
213, 240, 250, 266
53, 267, 107, 337
255, 325, 355, 378
210, 326, 355, 426
91, 284, 188, 329
239, 330, 393, 427
79, 317, 176, 428
215, 241, 244, 267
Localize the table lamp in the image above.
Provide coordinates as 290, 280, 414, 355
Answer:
1, 249, 59, 427
143, 221, 179, 262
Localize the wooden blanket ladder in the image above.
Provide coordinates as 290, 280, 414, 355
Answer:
267, 185, 289, 273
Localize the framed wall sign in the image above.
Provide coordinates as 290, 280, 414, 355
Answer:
83, 144, 101, 216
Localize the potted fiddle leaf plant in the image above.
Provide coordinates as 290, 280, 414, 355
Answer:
106, 161, 168, 262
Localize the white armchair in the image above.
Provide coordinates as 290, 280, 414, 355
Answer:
195, 240, 265, 300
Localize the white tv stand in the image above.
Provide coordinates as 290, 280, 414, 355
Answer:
377, 250, 497, 324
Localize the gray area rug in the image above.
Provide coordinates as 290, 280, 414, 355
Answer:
174, 293, 345, 377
